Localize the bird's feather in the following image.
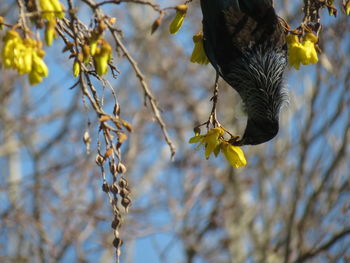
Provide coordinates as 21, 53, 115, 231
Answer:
200, 0, 288, 145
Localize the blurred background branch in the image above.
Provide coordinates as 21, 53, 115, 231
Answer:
0, 0, 349, 262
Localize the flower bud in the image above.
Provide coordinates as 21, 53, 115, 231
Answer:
45, 21, 56, 46
175, 4, 188, 13
169, 8, 187, 34
73, 60, 80, 77
151, 17, 162, 34
344, 1, 350, 15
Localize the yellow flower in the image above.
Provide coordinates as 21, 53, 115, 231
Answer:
190, 32, 210, 65
221, 141, 247, 168
287, 34, 304, 70
189, 127, 225, 159
287, 33, 318, 70
29, 51, 49, 85
39, 0, 64, 21
300, 33, 318, 65
2, 30, 23, 69
73, 60, 80, 77
169, 5, 187, 34
1, 30, 49, 85
18, 41, 33, 74
29, 69, 43, 85
345, 1, 350, 15
45, 20, 57, 46
189, 127, 248, 167
94, 40, 112, 76
49, 0, 64, 19
188, 133, 204, 144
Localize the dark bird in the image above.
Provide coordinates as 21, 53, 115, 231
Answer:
200, 0, 288, 145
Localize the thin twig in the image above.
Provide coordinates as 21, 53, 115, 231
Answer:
109, 25, 176, 158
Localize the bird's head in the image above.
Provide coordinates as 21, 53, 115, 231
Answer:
234, 117, 279, 146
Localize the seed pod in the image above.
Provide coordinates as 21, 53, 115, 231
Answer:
151, 17, 161, 34
113, 237, 123, 248
83, 131, 90, 144
109, 17, 116, 24
117, 163, 127, 174
110, 182, 119, 194
104, 147, 114, 159
98, 20, 107, 32
110, 162, 117, 175
111, 217, 121, 229
118, 133, 128, 145
102, 182, 109, 193
122, 121, 133, 132
120, 188, 129, 198
121, 197, 131, 210
99, 115, 111, 122
95, 154, 104, 166
118, 177, 128, 188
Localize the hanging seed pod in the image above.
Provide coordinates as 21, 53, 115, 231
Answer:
104, 147, 114, 159
121, 197, 131, 210
83, 131, 91, 144
110, 182, 119, 194
98, 20, 107, 33
102, 181, 109, 193
118, 133, 128, 145
113, 237, 123, 248
109, 17, 116, 24
117, 163, 127, 174
99, 115, 111, 122
118, 177, 128, 188
109, 162, 117, 175
151, 17, 162, 34
111, 216, 121, 229
120, 188, 129, 198
95, 154, 105, 166
122, 121, 133, 132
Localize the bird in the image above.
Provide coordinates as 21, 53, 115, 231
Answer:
200, 0, 288, 145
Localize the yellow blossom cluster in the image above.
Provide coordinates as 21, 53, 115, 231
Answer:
91, 39, 112, 76
39, 0, 64, 21
93, 39, 112, 76
2, 30, 48, 85
287, 33, 318, 70
191, 32, 210, 65
72, 37, 112, 77
39, 0, 65, 46
189, 127, 247, 168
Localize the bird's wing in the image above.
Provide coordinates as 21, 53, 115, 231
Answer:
201, 0, 285, 76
